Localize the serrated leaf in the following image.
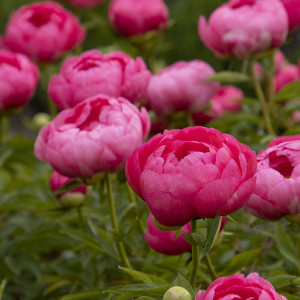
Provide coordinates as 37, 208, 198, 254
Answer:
219, 248, 261, 276
268, 275, 300, 289
173, 273, 194, 297
206, 71, 250, 83
54, 180, 81, 196
119, 267, 169, 286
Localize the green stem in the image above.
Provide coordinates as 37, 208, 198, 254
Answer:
76, 206, 84, 227
266, 50, 276, 102
250, 59, 275, 136
204, 254, 217, 280
189, 219, 199, 290
105, 174, 131, 268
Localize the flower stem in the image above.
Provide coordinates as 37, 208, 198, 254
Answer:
250, 59, 275, 136
76, 206, 84, 227
266, 50, 276, 102
204, 254, 217, 280
105, 173, 131, 268
189, 219, 199, 290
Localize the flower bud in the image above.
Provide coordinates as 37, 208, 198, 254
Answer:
59, 192, 85, 208
32, 113, 52, 130
163, 287, 192, 300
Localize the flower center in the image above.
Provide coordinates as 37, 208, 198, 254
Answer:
269, 153, 294, 178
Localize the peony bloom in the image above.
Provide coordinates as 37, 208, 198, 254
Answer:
35, 95, 150, 180
245, 135, 300, 220
146, 60, 219, 116
4, 2, 85, 61
108, 0, 169, 37
198, 0, 288, 59
280, 0, 300, 31
274, 64, 299, 92
60, 0, 106, 8
195, 273, 287, 300
192, 85, 243, 125
144, 214, 227, 255
0, 49, 39, 112
48, 50, 151, 109
50, 171, 87, 207
126, 126, 256, 226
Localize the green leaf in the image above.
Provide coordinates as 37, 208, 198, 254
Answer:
173, 273, 194, 297
54, 180, 81, 196
225, 215, 239, 226
119, 267, 169, 286
0, 279, 7, 300
206, 71, 250, 84
219, 248, 261, 276
273, 81, 300, 102
268, 275, 300, 289
43, 280, 72, 296
281, 294, 300, 300
60, 290, 104, 300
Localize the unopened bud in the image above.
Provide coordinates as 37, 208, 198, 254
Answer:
163, 286, 192, 300
32, 113, 52, 129
59, 192, 85, 208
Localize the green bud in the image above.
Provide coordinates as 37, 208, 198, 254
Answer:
32, 113, 52, 129
163, 286, 192, 300
59, 192, 85, 208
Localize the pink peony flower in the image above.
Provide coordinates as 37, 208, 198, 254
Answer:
146, 60, 219, 116
126, 126, 256, 226
145, 214, 228, 255
192, 85, 243, 125
4, 2, 85, 62
35, 95, 150, 179
274, 64, 300, 92
198, 0, 288, 59
108, 0, 169, 37
245, 135, 300, 220
0, 49, 39, 112
60, 0, 106, 8
279, 0, 300, 31
48, 50, 151, 109
50, 171, 87, 207
195, 273, 287, 300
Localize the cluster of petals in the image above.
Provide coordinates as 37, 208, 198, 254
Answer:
0, 49, 39, 112
108, 0, 169, 37
4, 2, 85, 61
198, 0, 288, 59
48, 50, 151, 109
245, 135, 300, 220
195, 273, 287, 300
192, 85, 243, 125
35, 95, 150, 179
126, 126, 257, 226
146, 60, 219, 116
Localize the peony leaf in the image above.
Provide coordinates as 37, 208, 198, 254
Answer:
273, 81, 300, 102
206, 71, 250, 84
54, 180, 80, 196
173, 273, 194, 298
267, 275, 300, 289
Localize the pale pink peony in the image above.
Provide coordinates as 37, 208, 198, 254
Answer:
108, 0, 169, 37
195, 273, 287, 300
4, 2, 85, 61
192, 85, 243, 125
35, 95, 150, 179
146, 60, 219, 116
48, 50, 151, 109
279, 0, 300, 31
0, 49, 39, 112
126, 126, 256, 226
245, 135, 300, 220
198, 0, 288, 59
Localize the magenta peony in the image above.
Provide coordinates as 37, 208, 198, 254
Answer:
195, 273, 287, 300
192, 85, 243, 125
245, 135, 300, 220
35, 95, 150, 180
274, 64, 299, 92
60, 0, 106, 8
4, 2, 85, 61
126, 126, 256, 226
48, 50, 151, 109
108, 0, 169, 37
146, 60, 219, 116
280, 0, 300, 31
198, 0, 288, 59
0, 49, 39, 112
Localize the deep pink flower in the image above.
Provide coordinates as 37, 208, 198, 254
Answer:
199, 0, 288, 59
108, 0, 169, 37
4, 2, 85, 61
192, 85, 243, 125
274, 64, 299, 92
245, 135, 300, 220
195, 273, 287, 300
50, 171, 87, 207
48, 50, 151, 109
146, 60, 219, 116
280, 0, 300, 31
35, 95, 150, 179
0, 49, 39, 112
60, 0, 106, 8
126, 126, 256, 226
